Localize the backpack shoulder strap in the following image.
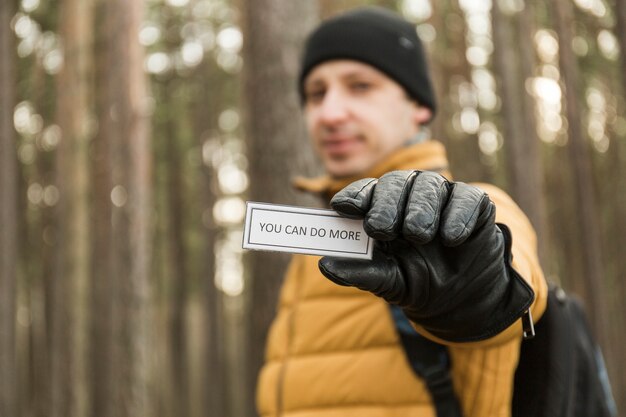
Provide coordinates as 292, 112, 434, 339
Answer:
389, 305, 463, 417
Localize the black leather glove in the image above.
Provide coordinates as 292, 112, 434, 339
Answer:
319, 170, 535, 342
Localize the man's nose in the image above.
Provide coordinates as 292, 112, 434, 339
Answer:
318, 89, 349, 124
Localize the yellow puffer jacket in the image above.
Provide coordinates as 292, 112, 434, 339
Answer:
256, 141, 548, 417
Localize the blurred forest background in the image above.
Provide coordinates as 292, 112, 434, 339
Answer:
1, 0, 625, 416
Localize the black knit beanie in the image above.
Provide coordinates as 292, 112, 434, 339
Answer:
299, 6, 437, 118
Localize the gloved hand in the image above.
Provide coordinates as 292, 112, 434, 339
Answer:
319, 170, 534, 342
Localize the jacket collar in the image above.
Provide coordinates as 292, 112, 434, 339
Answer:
293, 140, 451, 200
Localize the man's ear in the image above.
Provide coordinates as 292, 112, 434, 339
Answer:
413, 106, 433, 125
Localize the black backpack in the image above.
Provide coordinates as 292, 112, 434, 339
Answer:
392, 286, 617, 417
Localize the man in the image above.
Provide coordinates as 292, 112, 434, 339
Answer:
256, 7, 547, 417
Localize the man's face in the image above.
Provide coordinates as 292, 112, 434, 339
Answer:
303, 60, 432, 178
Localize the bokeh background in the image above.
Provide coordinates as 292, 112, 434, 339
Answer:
1, 0, 625, 416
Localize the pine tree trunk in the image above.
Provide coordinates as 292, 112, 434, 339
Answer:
91, 12, 115, 416
319, 0, 369, 18
192, 59, 227, 417
92, 0, 153, 415
91, 1, 117, 414
610, 0, 626, 410
616, 0, 626, 101
52, 0, 92, 415
241, 1, 321, 416
431, 0, 489, 182
0, 0, 18, 415
165, 79, 190, 417
550, 0, 612, 366
113, 0, 153, 413
491, 1, 549, 264
429, 0, 453, 146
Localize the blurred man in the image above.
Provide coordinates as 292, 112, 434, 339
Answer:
256, 7, 547, 417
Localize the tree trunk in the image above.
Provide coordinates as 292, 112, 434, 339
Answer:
605, 109, 626, 414
491, 1, 549, 264
112, 0, 153, 414
192, 59, 228, 417
616, 0, 626, 101
240, 1, 321, 416
431, 0, 490, 182
202, 221, 225, 417
428, 0, 453, 146
610, 0, 626, 410
319, 0, 373, 18
92, 0, 153, 415
165, 79, 190, 417
0, 0, 18, 415
26, 58, 56, 417
550, 0, 611, 357
91, 2, 116, 415
52, 0, 92, 415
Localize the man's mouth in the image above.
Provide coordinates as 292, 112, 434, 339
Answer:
320, 135, 364, 157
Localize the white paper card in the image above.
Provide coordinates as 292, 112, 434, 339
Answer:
242, 202, 374, 259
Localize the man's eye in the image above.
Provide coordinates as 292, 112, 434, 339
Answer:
305, 89, 325, 102
350, 82, 372, 92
